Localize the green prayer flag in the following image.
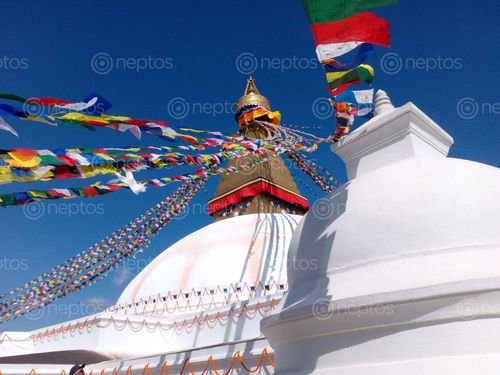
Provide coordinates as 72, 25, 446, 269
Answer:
303, 0, 397, 24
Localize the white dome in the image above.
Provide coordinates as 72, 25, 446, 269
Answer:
118, 213, 301, 304
284, 102, 500, 303
287, 156, 500, 301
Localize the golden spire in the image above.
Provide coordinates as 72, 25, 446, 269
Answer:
209, 76, 307, 222
244, 76, 261, 95
235, 76, 271, 113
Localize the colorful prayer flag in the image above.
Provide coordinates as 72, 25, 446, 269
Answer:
326, 64, 375, 95
316, 42, 362, 61
334, 89, 374, 117
322, 44, 375, 71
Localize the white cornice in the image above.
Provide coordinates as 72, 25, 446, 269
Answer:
331, 102, 454, 180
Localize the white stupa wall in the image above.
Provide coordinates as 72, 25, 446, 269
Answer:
336, 98, 453, 180
261, 91, 500, 374
0, 293, 280, 360
1, 213, 298, 373
1, 338, 275, 375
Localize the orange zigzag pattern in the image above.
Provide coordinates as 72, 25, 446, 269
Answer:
24, 299, 278, 344
2, 347, 274, 375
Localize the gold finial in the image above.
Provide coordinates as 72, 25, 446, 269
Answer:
235, 77, 271, 113
244, 76, 260, 95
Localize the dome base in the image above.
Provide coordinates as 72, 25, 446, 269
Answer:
117, 213, 302, 307
263, 287, 500, 375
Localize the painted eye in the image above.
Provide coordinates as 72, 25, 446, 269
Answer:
240, 201, 251, 209
222, 206, 234, 216
286, 207, 296, 214
271, 200, 281, 208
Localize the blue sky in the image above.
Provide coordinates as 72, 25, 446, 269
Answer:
0, 0, 498, 332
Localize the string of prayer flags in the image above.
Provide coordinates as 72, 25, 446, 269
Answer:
0, 140, 279, 185
0, 183, 197, 303
330, 111, 354, 142
0, 92, 177, 140
0, 94, 251, 148
0, 92, 110, 113
0, 178, 206, 322
0, 149, 281, 207
301, 0, 396, 141
53, 112, 175, 140
0, 91, 287, 147
288, 150, 339, 192
0, 103, 56, 126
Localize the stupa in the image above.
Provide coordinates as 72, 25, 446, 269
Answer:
0, 79, 308, 374
1, 86, 498, 375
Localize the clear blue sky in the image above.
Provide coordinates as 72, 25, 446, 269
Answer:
0, 0, 498, 332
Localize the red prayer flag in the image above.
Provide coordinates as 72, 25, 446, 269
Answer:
83, 187, 98, 196
53, 165, 80, 179
12, 148, 39, 157
311, 12, 390, 47
26, 97, 75, 106
57, 156, 76, 166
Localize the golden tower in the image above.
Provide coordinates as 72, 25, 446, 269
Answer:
208, 77, 308, 221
